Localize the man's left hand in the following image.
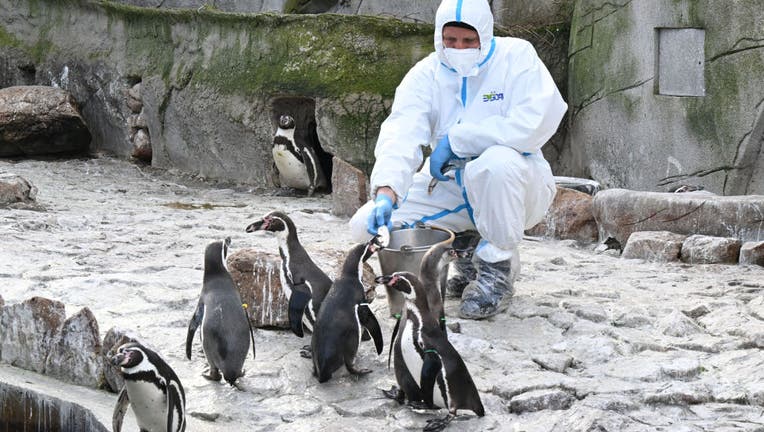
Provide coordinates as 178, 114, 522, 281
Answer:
429, 135, 455, 181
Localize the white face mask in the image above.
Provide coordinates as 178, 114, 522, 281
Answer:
443, 47, 480, 77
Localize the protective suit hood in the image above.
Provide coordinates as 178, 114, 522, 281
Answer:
434, 0, 495, 74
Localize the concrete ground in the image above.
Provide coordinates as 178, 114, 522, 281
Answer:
1, 157, 763, 431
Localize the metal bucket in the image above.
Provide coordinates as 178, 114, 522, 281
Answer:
377, 226, 454, 316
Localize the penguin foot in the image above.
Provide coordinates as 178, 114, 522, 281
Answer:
347, 365, 372, 376
408, 400, 435, 411
299, 345, 312, 359
203, 367, 222, 381
382, 385, 405, 403
271, 187, 304, 197
423, 414, 454, 432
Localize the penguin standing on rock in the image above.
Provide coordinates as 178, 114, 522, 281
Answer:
245, 211, 332, 343
271, 114, 328, 197
376, 271, 484, 432
311, 238, 384, 383
186, 238, 256, 386
111, 341, 186, 432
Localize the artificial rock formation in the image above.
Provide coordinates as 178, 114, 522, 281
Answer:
0, 298, 106, 389
593, 189, 764, 246
568, 0, 764, 195
228, 248, 376, 329
526, 186, 598, 243
0, 86, 91, 157
331, 156, 369, 217
0, 173, 37, 207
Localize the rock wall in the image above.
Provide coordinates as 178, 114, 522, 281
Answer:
0, 381, 109, 432
112, 0, 570, 28
0, 1, 433, 185
567, 0, 764, 195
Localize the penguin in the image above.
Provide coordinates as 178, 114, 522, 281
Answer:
387, 239, 473, 367
244, 211, 332, 341
376, 271, 484, 432
111, 341, 186, 432
311, 238, 384, 383
186, 238, 256, 386
271, 114, 328, 197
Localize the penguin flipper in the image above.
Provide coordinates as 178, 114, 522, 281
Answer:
288, 285, 313, 338
388, 316, 401, 368
301, 145, 322, 196
112, 387, 130, 432
185, 301, 204, 360
357, 303, 384, 355
166, 380, 186, 432
243, 304, 256, 360
421, 350, 443, 408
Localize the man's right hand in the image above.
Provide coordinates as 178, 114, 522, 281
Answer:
367, 193, 394, 235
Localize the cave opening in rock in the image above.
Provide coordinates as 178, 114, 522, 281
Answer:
270, 97, 333, 195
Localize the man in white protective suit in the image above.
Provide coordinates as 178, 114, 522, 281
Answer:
349, 0, 567, 319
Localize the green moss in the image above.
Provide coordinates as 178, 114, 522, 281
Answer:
685, 58, 740, 152
569, 0, 636, 114
30, 39, 54, 64
0, 25, 22, 48
93, 3, 432, 98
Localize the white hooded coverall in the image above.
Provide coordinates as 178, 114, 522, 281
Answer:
349, 0, 567, 263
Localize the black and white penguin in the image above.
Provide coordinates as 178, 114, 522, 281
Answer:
186, 238, 256, 386
387, 240, 454, 370
311, 239, 384, 383
245, 211, 332, 340
376, 272, 484, 431
111, 342, 186, 432
271, 114, 328, 197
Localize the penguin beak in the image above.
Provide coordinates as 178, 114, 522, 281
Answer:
362, 236, 384, 263
374, 274, 392, 285
245, 219, 265, 232
110, 352, 126, 367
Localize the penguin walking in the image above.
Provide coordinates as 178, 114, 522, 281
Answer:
311, 239, 384, 383
376, 271, 484, 432
186, 238, 256, 386
271, 114, 328, 197
245, 211, 332, 343
111, 342, 186, 432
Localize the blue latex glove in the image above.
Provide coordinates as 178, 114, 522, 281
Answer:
367, 194, 394, 235
429, 135, 455, 181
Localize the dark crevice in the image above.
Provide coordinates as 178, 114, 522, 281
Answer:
576, 0, 634, 27
706, 45, 764, 63
572, 77, 653, 118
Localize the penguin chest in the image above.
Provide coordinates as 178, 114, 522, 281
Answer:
272, 145, 310, 189
400, 316, 447, 408
400, 323, 424, 385
125, 379, 167, 431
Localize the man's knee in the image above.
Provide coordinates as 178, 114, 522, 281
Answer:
466, 146, 528, 184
